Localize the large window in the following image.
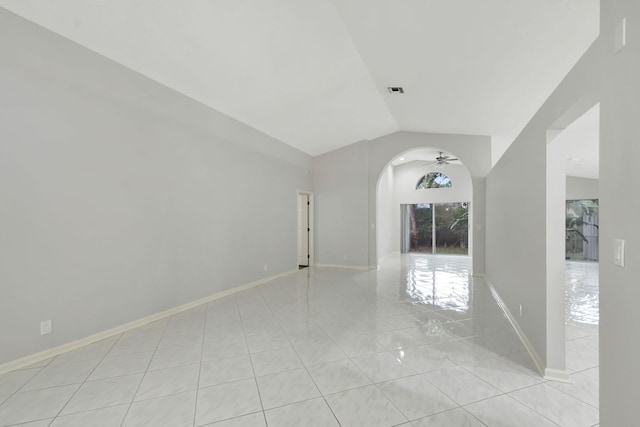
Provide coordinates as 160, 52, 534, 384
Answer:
416, 172, 452, 189
401, 202, 469, 255
566, 199, 599, 261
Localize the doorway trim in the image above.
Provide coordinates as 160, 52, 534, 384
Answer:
297, 190, 314, 268
545, 100, 600, 382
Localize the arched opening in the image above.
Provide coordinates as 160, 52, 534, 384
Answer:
376, 148, 474, 264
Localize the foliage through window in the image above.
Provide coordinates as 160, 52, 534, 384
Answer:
402, 202, 469, 256
566, 199, 599, 261
416, 172, 452, 189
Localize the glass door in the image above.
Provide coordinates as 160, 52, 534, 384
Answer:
401, 202, 469, 255
435, 202, 469, 255
401, 204, 433, 253
566, 199, 599, 261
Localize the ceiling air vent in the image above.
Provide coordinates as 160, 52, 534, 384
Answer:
387, 86, 404, 94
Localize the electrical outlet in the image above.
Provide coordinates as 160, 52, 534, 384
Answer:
40, 320, 52, 335
263, 264, 268, 272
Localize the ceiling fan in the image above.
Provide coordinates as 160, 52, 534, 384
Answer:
421, 151, 459, 166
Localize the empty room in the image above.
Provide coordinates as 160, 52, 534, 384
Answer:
1, 1, 638, 426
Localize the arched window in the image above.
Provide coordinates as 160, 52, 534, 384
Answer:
416, 172, 452, 189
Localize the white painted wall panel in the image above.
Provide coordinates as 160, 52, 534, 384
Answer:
566, 176, 599, 200
0, 10, 312, 365
313, 141, 369, 267
486, 2, 640, 423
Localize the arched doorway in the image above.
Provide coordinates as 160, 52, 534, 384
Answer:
376, 148, 474, 265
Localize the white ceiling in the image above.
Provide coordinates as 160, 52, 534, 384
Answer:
558, 104, 600, 179
0, 0, 600, 156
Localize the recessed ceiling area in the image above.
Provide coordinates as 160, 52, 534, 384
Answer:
0, 1, 600, 156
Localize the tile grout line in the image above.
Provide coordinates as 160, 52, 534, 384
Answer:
264, 282, 345, 427
1, 365, 45, 407
191, 304, 209, 427
498, 392, 563, 427
307, 277, 530, 425
47, 333, 122, 424
307, 303, 421, 425
0, 257, 599, 426
235, 293, 270, 427
255, 280, 329, 426
545, 375, 600, 410
118, 318, 171, 427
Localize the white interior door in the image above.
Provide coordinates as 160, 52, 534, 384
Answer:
297, 194, 310, 266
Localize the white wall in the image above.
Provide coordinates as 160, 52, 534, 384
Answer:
314, 132, 490, 270
486, 123, 549, 367
491, 136, 513, 167
313, 141, 369, 266
486, 29, 602, 375
0, 10, 312, 365
486, 43, 602, 376
486, 0, 640, 422
376, 165, 397, 260
599, 2, 640, 423
546, 129, 568, 375
566, 176, 599, 199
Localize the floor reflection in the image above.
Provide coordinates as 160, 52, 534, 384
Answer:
383, 254, 525, 362
565, 261, 599, 326
563, 261, 599, 414
0, 253, 599, 426
399, 254, 471, 313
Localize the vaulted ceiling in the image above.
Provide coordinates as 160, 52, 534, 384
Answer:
0, 0, 600, 156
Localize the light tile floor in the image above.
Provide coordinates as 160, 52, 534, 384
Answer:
0, 255, 599, 426
563, 261, 599, 427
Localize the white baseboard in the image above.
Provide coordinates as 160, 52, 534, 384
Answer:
480, 274, 546, 378
544, 368, 571, 383
314, 263, 375, 271
0, 269, 299, 375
